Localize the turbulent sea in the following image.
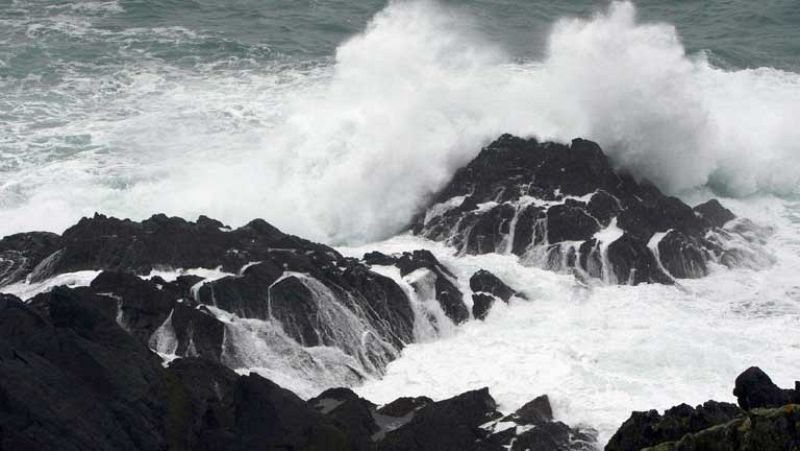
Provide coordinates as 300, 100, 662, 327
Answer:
2, 0, 800, 444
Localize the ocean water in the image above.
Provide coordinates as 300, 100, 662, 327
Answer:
2, 0, 799, 445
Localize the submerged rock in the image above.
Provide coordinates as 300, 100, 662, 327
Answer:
414, 134, 749, 285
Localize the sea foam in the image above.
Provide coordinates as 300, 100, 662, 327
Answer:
1, 1, 798, 245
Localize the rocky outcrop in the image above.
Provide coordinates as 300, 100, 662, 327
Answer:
605, 401, 743, 451
0, 213, 534, 393
607, 367, 800, 451
363, 249, 470, 325
414, 135, 751, 285
469, 269, 525, 320
378, 387, 596, 451
0, 290, 592, 450
733, 366, 800, 410
640, 406, 800, 451
0, 215, 445, 380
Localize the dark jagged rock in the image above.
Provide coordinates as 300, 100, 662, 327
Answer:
377, 396, 434, 417
0, 290, 354, 451
470, 269, 526, 320
363, 249, 470, 325
733, 366, 799, 410
0, 213, 519, 391
0, 214, 423, 375
0, 291, 595, 451
694, 199, 736, 229
512, 421, 596, 451
231, 373, 349, 451
472, 293, 496, 320
641, 406, 800, 451
608, 368, 800, 451
378, 388, 503, 451
606, 401, 743, 451
0, 288, 169, 451
375, 387, 597, 451
309, 388, 378, 450
87, 271, 225, 362
195, 255, 416, 370
0, 231, 62, 286
415, 134, 746, 284
7, 213, 338, 283
470, 269, 518, 302
503, 394, 553, 426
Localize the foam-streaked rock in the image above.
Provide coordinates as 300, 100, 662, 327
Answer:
607, 367, 800, 451
414, 134, 747, 284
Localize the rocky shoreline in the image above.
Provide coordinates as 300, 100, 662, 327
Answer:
0, 135, 789, 450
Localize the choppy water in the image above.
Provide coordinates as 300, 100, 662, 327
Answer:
2, 0, 799, 241
2, 0, 800, 445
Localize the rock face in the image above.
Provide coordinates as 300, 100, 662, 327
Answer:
0, 213, 533, 393
607, 367, 800, 451
414, 135, 747, 284
378, 387, 596, 451
733, 366, 800, 410
605, 401, 743, 451
365, 249, 470, 325
0, 214, 456, 382
640, 406, 800, 451
0, 290, 593, 451
469, 269, 524, 320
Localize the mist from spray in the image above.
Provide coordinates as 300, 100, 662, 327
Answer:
1, 1, 798, 243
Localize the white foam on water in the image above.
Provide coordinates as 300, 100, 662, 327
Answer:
347, 195, 800, 445
0, 270, 100, 300
207, 305, 369, 399
2, 1, 799, 244
144, 267, 234, 283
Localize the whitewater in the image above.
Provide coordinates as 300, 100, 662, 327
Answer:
2, 0, 800, 446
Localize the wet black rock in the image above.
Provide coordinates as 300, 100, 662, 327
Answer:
472, 293, 496, 320
309, 387, 379, 451
503, 394, 554, 426
0, 291, 348, 451
513, 421, 596, 451
469, 268, 522, 320
694, 199, 736, 229
0, 290, 595, 451
607, 367, 800, 451
0, 288, 169, 450
606, 401, 743, 451
364, 249, 470, 325
733, 366, 799, 410
470, 269, 518, 302
0, 231, 62, 286
0, 214, 423, 375
377, 388, 596, 451
377, 396, 434, 417
469, 265, 525, 320
4, 213, 337, 284
378, 388, 502, 451
640, 406, 800, 451
415, 134, 743, 284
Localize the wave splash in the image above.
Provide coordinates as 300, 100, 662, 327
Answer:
1, 1, 798, 243
254, 0, 800, 242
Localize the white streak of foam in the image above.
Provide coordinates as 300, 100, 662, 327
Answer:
0, 270, 100, 300
343, 202, 800, 446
